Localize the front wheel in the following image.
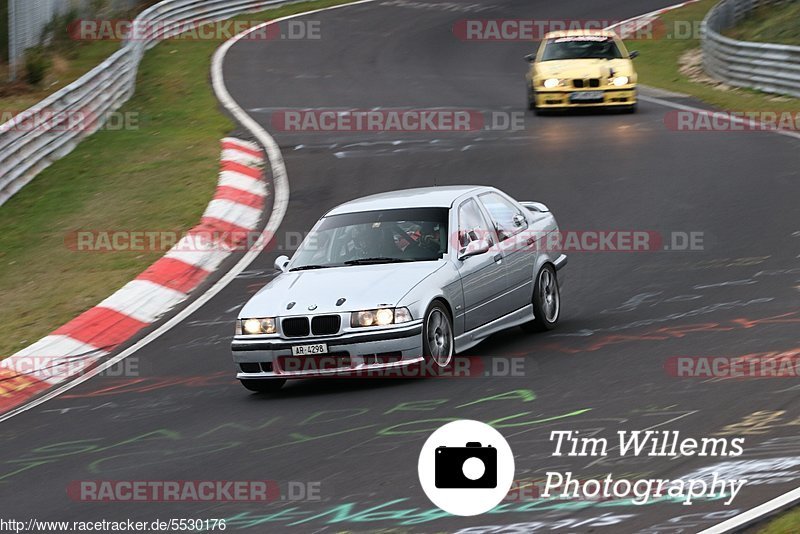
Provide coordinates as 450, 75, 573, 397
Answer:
522, 264, 560, 332
240, 378, 286, 393
423, 302, 454, 368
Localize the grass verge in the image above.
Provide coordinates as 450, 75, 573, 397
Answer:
0, 41, 122, 112
628, 0, 799, 112
724, 2, 800, 46
0, 0, 358, 359
758, 506, 800, 533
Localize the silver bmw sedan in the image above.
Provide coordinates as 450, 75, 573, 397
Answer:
231, 185, 567, 392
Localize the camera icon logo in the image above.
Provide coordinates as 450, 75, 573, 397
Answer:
435, 442, 497, 489
418, 420, 515, 516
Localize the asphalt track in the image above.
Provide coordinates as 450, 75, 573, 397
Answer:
2, 0, 800, 532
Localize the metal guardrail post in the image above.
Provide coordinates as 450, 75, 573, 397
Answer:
8, 0, 17, 82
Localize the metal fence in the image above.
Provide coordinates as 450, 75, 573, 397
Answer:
1, 3, 10, 64
702, 0, 800, 98
7, 0, 142, 80
0, 0, 295, 206
9, 0, 65, 80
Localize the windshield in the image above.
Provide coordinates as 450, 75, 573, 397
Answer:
541, 36, 623, 61
289, 207, 449, 270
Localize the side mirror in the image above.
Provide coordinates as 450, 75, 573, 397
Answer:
274, 255, 290, 273
629, 50, 640, 59
524, 53, 536, 63
513, 214, 527, 227
459, 239, 491, 261
520, 201, 550, 213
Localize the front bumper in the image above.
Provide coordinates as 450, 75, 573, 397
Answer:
554, 254, 568, 271
232, 321, 424, 379
534, 86, 637, 108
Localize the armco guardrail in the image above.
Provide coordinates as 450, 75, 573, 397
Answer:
0, 0, 297, 207
702, 0, 800, 98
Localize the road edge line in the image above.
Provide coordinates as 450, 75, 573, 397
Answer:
697, 487, 800, 533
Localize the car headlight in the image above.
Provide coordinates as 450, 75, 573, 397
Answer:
612, 76, 629, 86
351, 307, 413, 328
543, 78, 561, 89
237, 317, 277, 335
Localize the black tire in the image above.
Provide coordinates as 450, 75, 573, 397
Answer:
522, 264, 561, 332
240, 378, 286, 393
623, 103, 637, 114
527, 88, 536, 111
423, 301, 454, 369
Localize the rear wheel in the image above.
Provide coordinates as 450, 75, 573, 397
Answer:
522, 264, 560, 332
423, 302, 454, 368
240, 378, 286, 393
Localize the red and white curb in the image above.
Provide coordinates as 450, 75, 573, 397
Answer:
0, 137, 267, 413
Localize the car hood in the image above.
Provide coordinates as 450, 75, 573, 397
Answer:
239, 261, 446, 318
535, 58, 634, 79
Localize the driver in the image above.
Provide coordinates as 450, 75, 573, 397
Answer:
350, 224, 397, 258
417, 222, 442, 253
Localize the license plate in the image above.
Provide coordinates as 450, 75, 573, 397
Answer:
570, 91, 604, 102
291, 344, 328, 356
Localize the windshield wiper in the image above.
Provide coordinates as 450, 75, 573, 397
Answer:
289, 264, 332, 272
344, 257, 413, 266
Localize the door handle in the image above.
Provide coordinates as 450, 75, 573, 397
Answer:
493, 254, 503, 263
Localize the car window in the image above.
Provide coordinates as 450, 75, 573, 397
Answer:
541, 36, 623, 61
458, 199, 494, 251
289, 207, 449, 270
478, 193, 528, 242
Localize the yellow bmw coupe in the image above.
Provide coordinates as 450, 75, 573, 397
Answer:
525, 30, 639, 114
